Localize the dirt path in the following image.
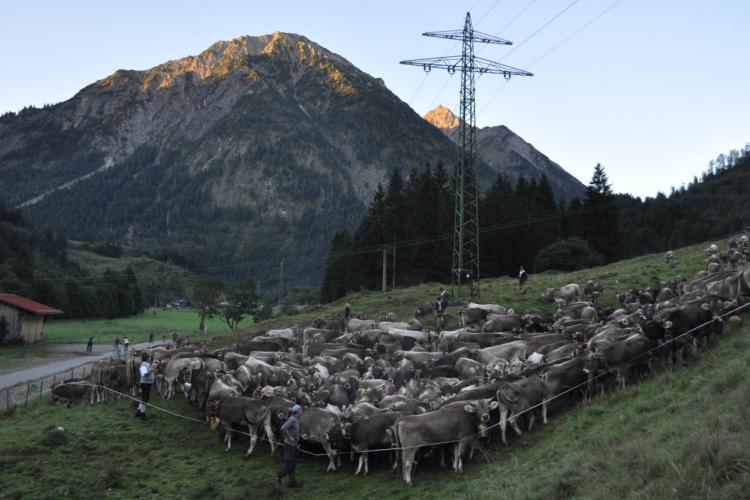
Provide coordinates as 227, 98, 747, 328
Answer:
0, 341, 167, 391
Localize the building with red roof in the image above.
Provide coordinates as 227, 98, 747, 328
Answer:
0, 294, 63, 344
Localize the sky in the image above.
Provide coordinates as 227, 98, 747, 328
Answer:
1, 0, 749, 198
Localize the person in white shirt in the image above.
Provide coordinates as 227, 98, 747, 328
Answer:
135, 353, 155, 420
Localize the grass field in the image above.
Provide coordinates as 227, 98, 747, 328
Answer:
43, 308, 233, 345
1, 234, 748, 497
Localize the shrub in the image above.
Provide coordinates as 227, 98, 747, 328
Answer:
534, 237, 604, 272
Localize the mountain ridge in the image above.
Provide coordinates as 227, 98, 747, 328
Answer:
423, 105, 586, 201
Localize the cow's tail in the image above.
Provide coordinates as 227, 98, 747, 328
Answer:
388, 421, 402, 462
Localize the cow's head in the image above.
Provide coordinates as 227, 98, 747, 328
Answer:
463, 399, 499, 436
582, 351, 603, 374
340, 421, 352, 439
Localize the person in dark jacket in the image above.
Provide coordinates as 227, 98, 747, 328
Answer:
518, 266, 528, 294
275, 405, 302, 488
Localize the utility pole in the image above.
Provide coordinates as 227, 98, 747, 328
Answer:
401, 12, 532, 302
381, 246, 388, 291
391, 244, 396, 290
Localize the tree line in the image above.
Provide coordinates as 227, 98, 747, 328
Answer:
321, 144, 750, 302
0, 198, 145, 320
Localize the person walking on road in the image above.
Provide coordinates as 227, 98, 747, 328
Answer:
86, 336, 95, 353
275, 405, 303, 489
135, 352, 155, 420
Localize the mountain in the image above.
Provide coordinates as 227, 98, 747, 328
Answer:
423, 105, 586, 201
0, 33, 467, 289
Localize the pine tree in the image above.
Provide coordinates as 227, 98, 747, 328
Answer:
320, 230, 355, 302
581, 163, 622, 261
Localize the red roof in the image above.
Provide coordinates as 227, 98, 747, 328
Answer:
0, 294, 63, 315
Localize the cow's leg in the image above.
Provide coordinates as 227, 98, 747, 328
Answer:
499, 406, 509, 445
402, 447, 418, 486
364, 451, 370, 476
542, 401, 548, 424
391, 449, 400, 472
355, 453, 364, 475
323, 442, 336, 472
455, 440, 467, 473
263, 416, 275, 455
527, 410, 536, 431
225, 427, 233, 452
510, 414, 523, 437
245, 424, 258, 457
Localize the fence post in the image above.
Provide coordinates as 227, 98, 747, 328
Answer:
5, 388, 9, 410
25, 384, 30, 406
70, 368, 74, 379
39, 381, 43, 402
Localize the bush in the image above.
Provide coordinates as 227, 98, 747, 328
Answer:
534, 237, 604, 272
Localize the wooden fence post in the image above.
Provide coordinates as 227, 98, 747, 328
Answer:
25, 384, 30, 406
5, 388, 9, 410
39, 381, 43, 402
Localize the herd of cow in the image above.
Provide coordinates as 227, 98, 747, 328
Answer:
51, 233, 750, 486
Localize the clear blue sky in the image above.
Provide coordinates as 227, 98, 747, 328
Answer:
1, 0, 748, 198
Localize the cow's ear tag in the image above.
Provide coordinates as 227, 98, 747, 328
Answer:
464, 404, 476, 413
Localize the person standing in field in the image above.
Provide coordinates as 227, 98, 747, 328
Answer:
86, 336, 95, 353
135, 352, 154, 420
518, 266, 528, 294
275, 405, 303, 488
342, 303, 352, 332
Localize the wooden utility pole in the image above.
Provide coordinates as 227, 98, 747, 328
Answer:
391, 244, 396, 290
382, 246, 388, 291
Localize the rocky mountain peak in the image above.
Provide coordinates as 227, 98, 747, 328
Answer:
423, 105, 461, 129
96, 32, 355, 92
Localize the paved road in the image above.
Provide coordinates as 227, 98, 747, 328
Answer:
0, 341, 167, 390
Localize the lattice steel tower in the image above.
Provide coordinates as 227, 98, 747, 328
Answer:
401, 12, 532, 301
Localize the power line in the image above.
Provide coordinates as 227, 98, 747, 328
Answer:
498, 0, 582, 62
526, 0, 624, 69
480, 0, 624, 115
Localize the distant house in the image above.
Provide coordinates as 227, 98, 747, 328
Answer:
0, 294, 63, 344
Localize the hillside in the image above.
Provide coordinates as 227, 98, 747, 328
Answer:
1, 234, 748, 498
618, 147, 750, 257
424, 105, 586, 202
0, 33, 484, 289
65, 242, 196, 307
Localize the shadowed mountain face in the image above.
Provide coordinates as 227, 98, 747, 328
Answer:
0, 32, 465, 288
423, 105, 586, 201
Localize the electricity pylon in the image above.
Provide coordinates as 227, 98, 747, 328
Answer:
401, 12, 532, 301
